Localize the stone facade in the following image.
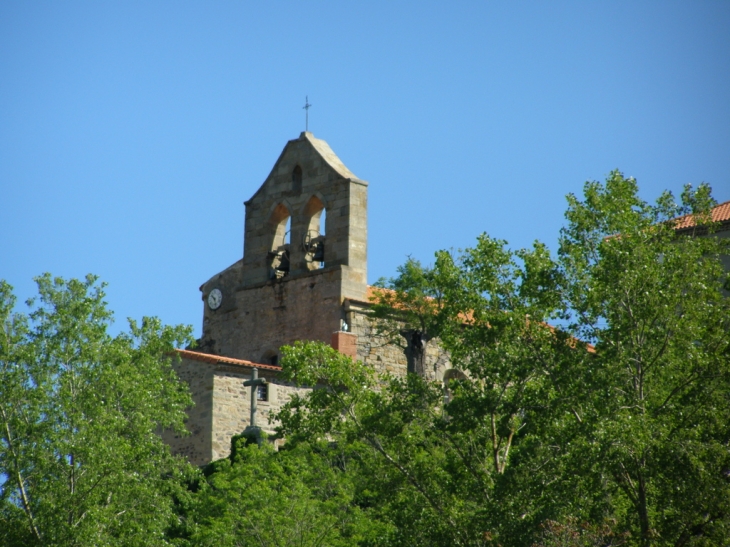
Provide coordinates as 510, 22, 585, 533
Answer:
165, 132, 452, 465
209, 365, 309, 462
162, 351, 311, 465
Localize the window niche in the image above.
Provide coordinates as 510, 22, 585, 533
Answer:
302, 195, 326, 270
261, 350, 279, 367
292, 165, 303, 194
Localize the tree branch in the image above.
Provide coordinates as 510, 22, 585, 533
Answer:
1, 407, 42, 542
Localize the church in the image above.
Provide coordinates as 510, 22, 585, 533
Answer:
163, 132, 451, 465
162, 132, 730, 466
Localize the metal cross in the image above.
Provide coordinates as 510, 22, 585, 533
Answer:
303, 96, 312, 131
243, 367, 268, 428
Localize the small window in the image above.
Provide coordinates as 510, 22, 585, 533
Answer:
257, 384, 268, 401
269, 354, 278, 366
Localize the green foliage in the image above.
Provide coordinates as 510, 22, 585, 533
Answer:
275, 237, 580, 546
178, 439, 384, 547
0, 274, 196, 547
277, 344, 473, 545
275, 172, 730, 547
3, 171, 726, 547
532, 517, 631, 547
558, 173, 730, 545
276, 341, 377, 443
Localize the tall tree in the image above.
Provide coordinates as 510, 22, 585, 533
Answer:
0, 274, 196, 547
557, 173, 730, 546
276, 235, 575, 546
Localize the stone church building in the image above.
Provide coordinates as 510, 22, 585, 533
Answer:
162, 133, 730, 466
163, 132, 451, 465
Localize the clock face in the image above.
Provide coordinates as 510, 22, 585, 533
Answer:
208, 288, 222, 310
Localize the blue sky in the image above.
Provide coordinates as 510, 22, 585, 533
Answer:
2, 1, 729, 337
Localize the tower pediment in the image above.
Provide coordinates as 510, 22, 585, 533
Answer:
240, 132, 368, 290
245, 132, 366, 208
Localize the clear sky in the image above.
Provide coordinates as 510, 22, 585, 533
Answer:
2, 1, 729, 337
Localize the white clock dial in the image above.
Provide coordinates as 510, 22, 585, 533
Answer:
207, 288, 222, 310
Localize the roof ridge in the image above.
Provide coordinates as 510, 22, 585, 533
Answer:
302, 132, 365, 183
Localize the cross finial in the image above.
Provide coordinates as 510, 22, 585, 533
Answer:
243, 367, 267, 431
303, 96, 312, 132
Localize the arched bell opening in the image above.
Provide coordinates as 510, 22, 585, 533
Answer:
301, 195, 327, 270
268, 203, 291, 279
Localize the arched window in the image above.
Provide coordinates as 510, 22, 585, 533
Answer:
269, 203, 290, 249
292, 165, 302, 194
268, 204, 291, 278
302, 195, 326, 269
443, 369, 467, 405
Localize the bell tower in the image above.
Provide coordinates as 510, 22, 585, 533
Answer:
197, 132, 368, 363
240, 131, 368, 291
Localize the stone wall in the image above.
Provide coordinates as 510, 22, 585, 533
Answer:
346, 302, 452, 383
199, 265, 350, 362
209, 365, 309, 461
164, 356, 311, 464
168, 305, 453, 465
160, 356, 214, 467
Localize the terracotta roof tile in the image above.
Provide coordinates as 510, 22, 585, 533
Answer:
673, 200, 730, 230
366, 285, 380, 302
175, 349, 282, 371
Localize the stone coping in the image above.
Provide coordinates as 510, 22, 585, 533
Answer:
175, 349, 283, 371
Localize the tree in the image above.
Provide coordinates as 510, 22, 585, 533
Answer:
366, 235, 580, 545
0, 274, 196, 547
179, 436, 382, 547
276, 342, 467, 546
557, 173, 730, 545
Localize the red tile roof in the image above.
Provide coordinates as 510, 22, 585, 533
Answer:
175, 349, 282, 371
673, 200, 730, 230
